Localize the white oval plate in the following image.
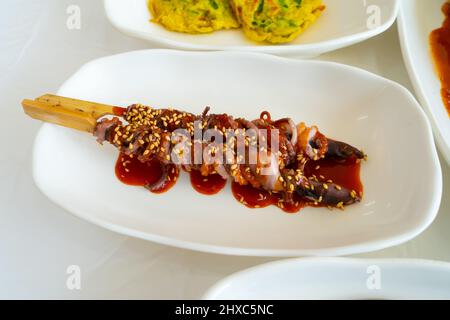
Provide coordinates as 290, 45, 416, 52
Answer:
204, 258, 450, 299
398, 0, 450, 165
104, 0, 399, 57
32, 50, 441, 257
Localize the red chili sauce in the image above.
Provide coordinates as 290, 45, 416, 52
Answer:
231, 157, 362, 214
112, 106, 127, 117
189, 170, 227, 195
115, 153, 178, 194
430, 2, 450, 116
115, 153, 362, 214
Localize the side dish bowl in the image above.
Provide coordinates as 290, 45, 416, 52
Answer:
398, 0, 450, 165
104, 0, 399, 57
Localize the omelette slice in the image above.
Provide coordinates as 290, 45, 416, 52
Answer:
149, 0, 239, 34
230, 0, 325, 43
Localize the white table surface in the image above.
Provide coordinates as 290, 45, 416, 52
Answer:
1, 0, 449, 299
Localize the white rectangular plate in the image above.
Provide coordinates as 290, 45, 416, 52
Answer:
104, 0, 399, 56
32, 50, 441, 257
398, 0, 450, 164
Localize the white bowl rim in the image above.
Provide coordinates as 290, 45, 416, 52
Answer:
203, 257, 450, 299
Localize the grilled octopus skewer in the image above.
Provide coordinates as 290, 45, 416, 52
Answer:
94, 104, 365, 208
22, 95, 365, 209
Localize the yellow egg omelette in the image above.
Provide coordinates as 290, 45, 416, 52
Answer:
149, 0, 240, 34
148, 0, 325, 43
230, 0, 325, 43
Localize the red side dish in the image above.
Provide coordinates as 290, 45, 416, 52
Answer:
430, 2, 450, 116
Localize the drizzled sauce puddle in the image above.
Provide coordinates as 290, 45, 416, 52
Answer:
430, 2, 450, 116
115, 153, 362, 214
115, 153, 178, 194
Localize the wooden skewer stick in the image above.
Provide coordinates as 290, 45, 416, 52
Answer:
22, 94, 119, 133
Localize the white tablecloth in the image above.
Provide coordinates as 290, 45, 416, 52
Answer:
1, 0, 449, 299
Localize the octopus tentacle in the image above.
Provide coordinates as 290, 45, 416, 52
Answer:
297, 180, 360, 207
325, 139, 365, 160
297, 122, 364, 161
